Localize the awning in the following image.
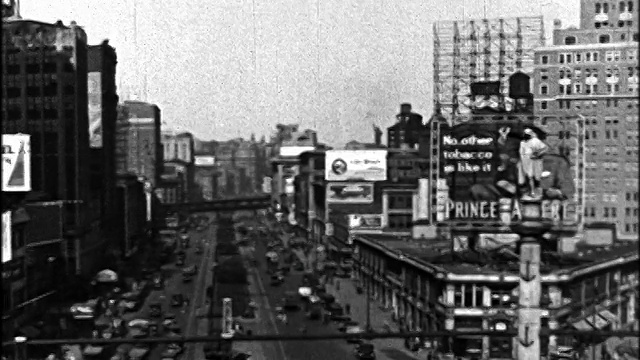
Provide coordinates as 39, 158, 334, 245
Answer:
571, 319, 593, 330
598, 309, 618, 323
95, 269, 119, 283
585, 314, 609, 329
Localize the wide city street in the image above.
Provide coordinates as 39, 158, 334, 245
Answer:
247, 228, 358, 360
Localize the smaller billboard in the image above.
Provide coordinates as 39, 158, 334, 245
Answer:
325, 150, 387, 181
280, 146, 315, 157
194, 156, 216, 166
2, 134, 31, 192
88, 72, 103, 148
327, 182, 374, 204
348, 214, 382, 230
2, 211, 11, 263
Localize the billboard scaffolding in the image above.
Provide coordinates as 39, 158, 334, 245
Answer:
433, 17, 545, 125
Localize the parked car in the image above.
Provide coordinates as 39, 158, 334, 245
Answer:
354, 342, 376, 359
170, 294, 184, 308
160, 343, 184, 359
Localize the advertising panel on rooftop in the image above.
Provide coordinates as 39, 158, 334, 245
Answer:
436, 119, 581, 229
325, 150, 387, 181
326, 182, 374, 204
88, 72, 103, 148
2, 134, 31, 192
279, 146, 315, 157
194, 156, 216, 166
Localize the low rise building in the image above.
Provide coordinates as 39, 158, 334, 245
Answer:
353, 233, 639, 359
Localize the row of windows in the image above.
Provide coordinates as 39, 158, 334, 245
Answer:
594, 1, 634, 14
4, 62, 75, 74
624, 223, 639, 233
624, 207, 639, 217
584, 162, 639, 172
540, 99, 639, 111
541, 82, 638, 96
540, 49, 638, 65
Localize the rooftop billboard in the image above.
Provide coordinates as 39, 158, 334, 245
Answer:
194, 156, 215, 166
436, 119, 581, 229
325, 150, 387, 182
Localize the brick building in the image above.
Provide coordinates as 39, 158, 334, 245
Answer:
533, 0, 639, 240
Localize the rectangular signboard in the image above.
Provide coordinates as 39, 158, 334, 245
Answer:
327, 182, 374, 204
2, 211, 11, 263
194, 156, 215, 166
325, 150, 387, 181
348, 214, 382, 230
88, 72, 103, 148
280, 146, 315, 157
2, 134, 31, 192
437, 119, 582, 229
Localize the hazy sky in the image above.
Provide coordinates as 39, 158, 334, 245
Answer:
23, 0, 579, 146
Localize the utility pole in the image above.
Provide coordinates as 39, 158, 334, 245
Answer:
512, 199, 548, 360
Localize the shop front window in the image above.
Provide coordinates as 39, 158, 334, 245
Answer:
489, 336, 513, 358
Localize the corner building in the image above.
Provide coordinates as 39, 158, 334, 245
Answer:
353, 234, 639, 359
533, 1, 639, 240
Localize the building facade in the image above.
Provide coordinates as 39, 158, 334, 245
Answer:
387, 103, 426, 149
120, 100, 163, 187
533, 5, 639, 240
87, 40, 119, 234
353, 234, 639, 359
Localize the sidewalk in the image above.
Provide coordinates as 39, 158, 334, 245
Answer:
324, 278, 423, 360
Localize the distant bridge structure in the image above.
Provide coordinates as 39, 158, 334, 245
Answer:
161, 194, 271, 213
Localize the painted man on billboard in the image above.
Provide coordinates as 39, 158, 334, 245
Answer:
518, 128, 548, 199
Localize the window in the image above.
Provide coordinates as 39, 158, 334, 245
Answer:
388, 193, 413, 210
620, 1, 626, 11
593, 52, 599, 62
565, 36, 576, 45
540, 84, 549, 95
600, 35, 611, 43
566, 54, 573, 63
540, 69, 549, 80
388, 214, 412, 230
541, 101, 548, 110
559, 54, 565, 64
603, 2, 609, 12
574, 84, 582, 94
630, 1, 634, 12
596, 2, 602, 12
576, 53, 582, 62
586, 52, 592, 62
541, 55, 549, 64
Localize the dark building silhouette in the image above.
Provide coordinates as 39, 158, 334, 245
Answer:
88, 40, 119, 233
387, 103, 426, 149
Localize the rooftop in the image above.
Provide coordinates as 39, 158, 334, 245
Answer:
357, 234, 639, 276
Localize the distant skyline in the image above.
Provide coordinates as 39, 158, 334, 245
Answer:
22, 0, 579, 146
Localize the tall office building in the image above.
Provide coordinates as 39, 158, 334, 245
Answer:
88, 40, 118, 229
533, 1, 639, 240
433, 16, 545, 124
119, 100, 163, 187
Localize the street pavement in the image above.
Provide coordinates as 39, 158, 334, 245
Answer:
246, 233, 357, 360
324, 279, 424, 360
113, 213, 216, 360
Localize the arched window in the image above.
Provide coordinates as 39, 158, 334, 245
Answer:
603, 3, 609, 12
620, 1, 626, 11
565, 36, 577, 45
596, 2, 602, 12
599, 34, 611, 43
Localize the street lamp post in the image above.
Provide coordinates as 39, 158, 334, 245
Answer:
14, 336, 27, 360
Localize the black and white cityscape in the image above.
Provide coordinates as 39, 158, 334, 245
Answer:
2, 0, 639, 359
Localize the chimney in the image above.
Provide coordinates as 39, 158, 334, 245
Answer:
400, 103, 412, 114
